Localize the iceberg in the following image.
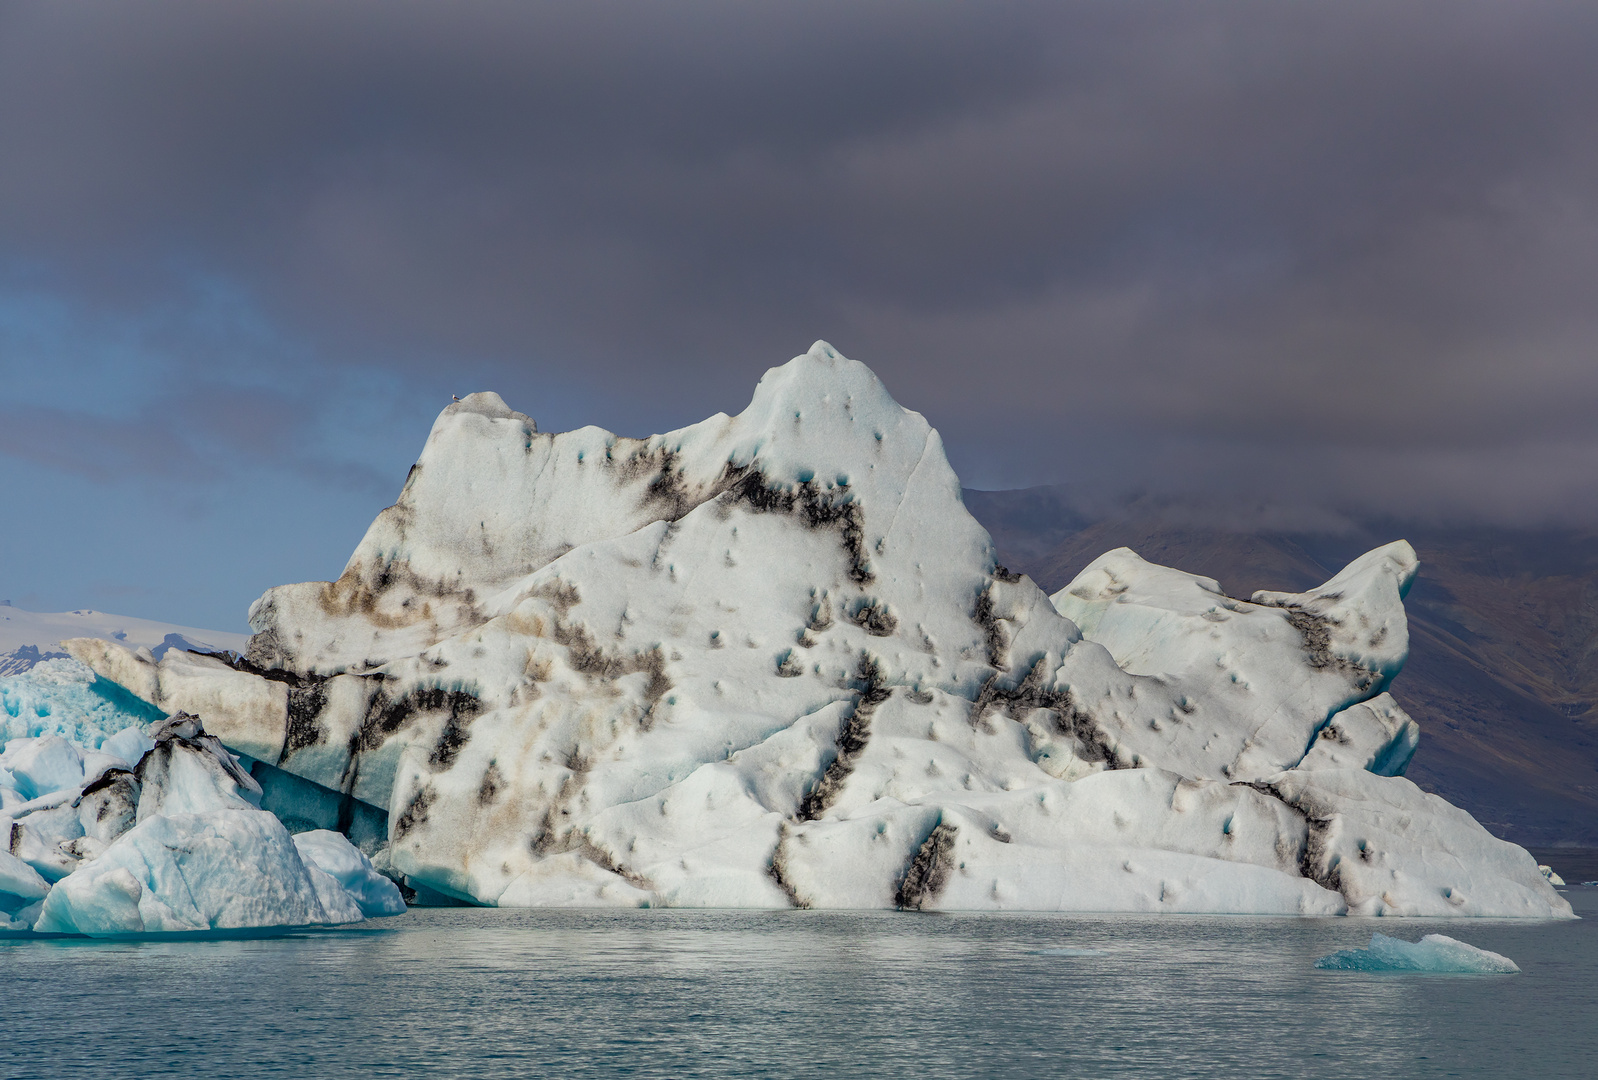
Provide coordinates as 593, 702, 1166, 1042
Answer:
34, 807, 363, 935
55, 342, 1571, 917
0, 656, 166, 750
1314, 932, 1520, 973
293, 830, 407, 917
0, 690, 388, 935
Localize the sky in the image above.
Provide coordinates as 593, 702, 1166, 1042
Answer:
2, 1, 1596, 631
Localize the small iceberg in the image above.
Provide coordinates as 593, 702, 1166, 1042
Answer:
1314, 932, 1519, 974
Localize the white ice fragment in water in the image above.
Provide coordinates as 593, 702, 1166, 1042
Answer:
100, 725, 156, 768
1, 735, 84, 800
1314, 932, 1519, 973
33, 807, 363, 936
1538, 864, 1566, 887
293, 830, 408, 917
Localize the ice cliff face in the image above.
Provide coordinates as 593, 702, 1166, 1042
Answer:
64, 343, 1570, 917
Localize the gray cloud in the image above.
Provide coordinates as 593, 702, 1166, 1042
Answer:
3, 0, 1597, 525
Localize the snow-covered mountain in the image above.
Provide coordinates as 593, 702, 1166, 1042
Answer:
61, 343, 1570, 917
0, 604, 248, 678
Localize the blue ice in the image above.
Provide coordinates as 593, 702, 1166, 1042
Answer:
1314, 932, 1519, 974
0, 658, 164, 747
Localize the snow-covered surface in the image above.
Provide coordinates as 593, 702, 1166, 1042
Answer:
1, 710, 382, 936
1314, 932, 1520, 973
60, 343, 1573, 917
0, 603, 247, 678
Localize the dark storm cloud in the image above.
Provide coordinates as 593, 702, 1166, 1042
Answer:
3, 0, 1598, 523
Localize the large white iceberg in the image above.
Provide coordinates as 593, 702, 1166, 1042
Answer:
62, 342, 1571, 917
34, 807, 363, 935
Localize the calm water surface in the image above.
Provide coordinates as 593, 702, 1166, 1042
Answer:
4, 888, 1595, 1079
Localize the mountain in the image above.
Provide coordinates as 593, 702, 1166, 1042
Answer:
965, 489, 1598, 847
0, 603, 249, 678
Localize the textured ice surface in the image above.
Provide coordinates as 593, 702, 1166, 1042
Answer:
60, 343, 1572, 917
1051, 545, 1419, 779
1, 657, 165, 749
294, 830, 407, 917
2, 704, 382, 934
1314, 932, 1520, 973
34, 807, 363, 935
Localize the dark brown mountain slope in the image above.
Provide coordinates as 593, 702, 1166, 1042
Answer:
963, 488, 1598, 847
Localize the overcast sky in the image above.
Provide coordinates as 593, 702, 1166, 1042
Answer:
3, 1, 1596, 629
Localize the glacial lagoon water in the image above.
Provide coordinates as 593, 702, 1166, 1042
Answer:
4, 887, 1596, 1080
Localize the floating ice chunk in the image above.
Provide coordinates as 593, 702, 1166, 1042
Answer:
1538, 865, 1566, 887
0, 849, 51, 921
293, 830, 407, 917
53, 344, 1574, 917
1, 735, 84, 800
100, 725, 156, 768
1314, 932, 1519, 973
33, 807, 363, 936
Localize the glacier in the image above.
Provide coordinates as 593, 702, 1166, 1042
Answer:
1314, 932, 1520, 973
0, 602, 249, 678
46, 341, 1569, 917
